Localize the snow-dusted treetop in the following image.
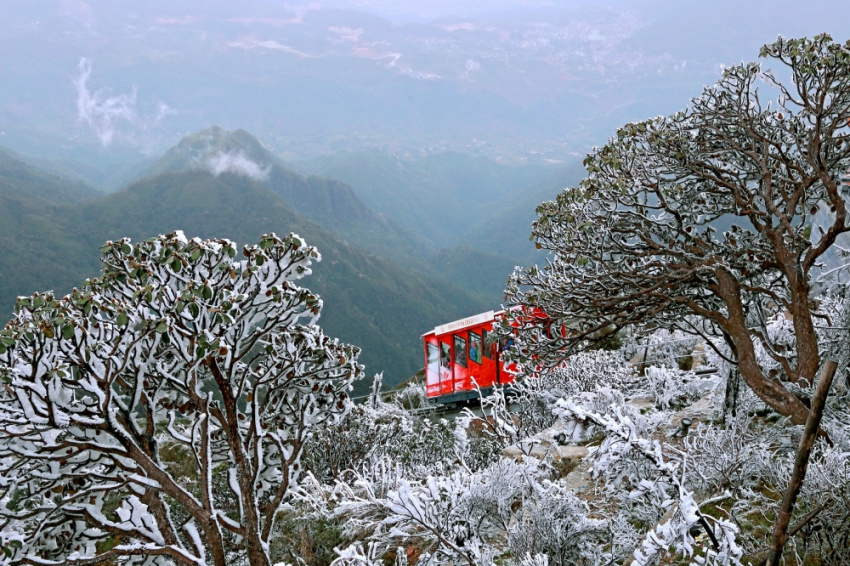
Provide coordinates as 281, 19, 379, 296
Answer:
0, 231, 362, 566
507, 34, 850, 428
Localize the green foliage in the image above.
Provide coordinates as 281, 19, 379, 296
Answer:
270, 511, 345, 566
0, 161, 486, 389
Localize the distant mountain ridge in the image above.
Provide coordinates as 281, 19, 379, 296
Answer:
0, 142, 488, 390
0, 148, 101, 205
142, 127, 426, 266
293, 150, 553, 249
0, 132, 582, 385
293, 150, 585, 302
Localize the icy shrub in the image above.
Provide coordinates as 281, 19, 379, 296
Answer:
640, 365, 716, 410
463, 350, 639, 453
555, 391, 744, 566
630, 328, 699, 370
391, 380, 429, 410
304, 398, 456, 483
270, 508, 345, 566
506, 482, 607, 566
330, 458, 610, 566
536, 349, 637, 399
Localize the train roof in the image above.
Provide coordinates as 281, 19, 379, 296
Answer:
421, 309, 505, 338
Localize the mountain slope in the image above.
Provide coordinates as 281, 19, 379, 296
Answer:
0, 167, 486, 387
432, 247, 521, 304
142, 127, 425, 265
464, 161, 587, 264
293, 150, 552, 249
0, 149, 102, 309
0, 148, 101, 205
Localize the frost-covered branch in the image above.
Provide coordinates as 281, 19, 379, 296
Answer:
0, 232, 362, 566
556, 395, 743, 566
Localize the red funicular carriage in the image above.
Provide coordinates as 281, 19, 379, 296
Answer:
422, 307, 547, 405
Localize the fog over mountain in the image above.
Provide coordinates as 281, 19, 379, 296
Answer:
2, 0, 850, 384
2, 0, 849, 171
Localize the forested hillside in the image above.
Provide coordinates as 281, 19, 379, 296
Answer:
0, 128, 596, 385
0, 150, 488, 388
0, 149, 103, 310
141, 127, 427, 266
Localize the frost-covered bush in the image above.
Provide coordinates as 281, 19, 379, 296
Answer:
303, 399, 455, 483
391, 380, 429, 410
304, 401, 410, 481
638, 329, 699, 370
555, 392, 744, 566
683, 416, 782, 498
704, 418, 850, 566
333, 458, 609, 566
640, 365, 717, 410
535, 349, 637, 399
461, 350, 638, 454
789, 442, 850, 565
270, 505, 345, 566
505, 481, 607, 566
0, 232, 361, 566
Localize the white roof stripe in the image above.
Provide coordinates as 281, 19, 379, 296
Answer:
434, 310, 495, 336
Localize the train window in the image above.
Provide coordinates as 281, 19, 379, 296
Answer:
468, 331, 482, 364
482, 329, 495, 359
427, 343, 439, 373
499, 336, 515, 352
440, 342, 451, 368
454, 334, 467, 367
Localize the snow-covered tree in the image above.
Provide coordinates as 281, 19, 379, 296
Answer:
506, 34, 850, 427
0, 232, 362, 566
505, 36, 850, 563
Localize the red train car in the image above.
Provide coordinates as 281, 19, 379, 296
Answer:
422, 308, 540, 405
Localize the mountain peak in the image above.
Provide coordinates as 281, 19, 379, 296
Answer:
153, 126, 279, 181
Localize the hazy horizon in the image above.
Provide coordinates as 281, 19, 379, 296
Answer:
2, 0, 850, 172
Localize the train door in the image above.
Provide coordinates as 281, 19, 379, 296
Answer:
466, 326, 495, 388
438, 336, 453, 395
452, 332, 470, 393
425, 340, 440, 397
481, 328, 502, 387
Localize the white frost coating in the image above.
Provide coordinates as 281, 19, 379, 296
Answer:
0, 232, 360, 565
216, 511, 241, 532
556, 394, 743, 566
114, 496, 166, 545
128, 474, 163, 490
167, 410, 193, 444
229, 450, 245, 523
183, 522, 206, 564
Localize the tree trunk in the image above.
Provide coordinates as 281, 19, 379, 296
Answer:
764, 359, 838, 566
715, 270, 813, 426
723, 366, 740, 421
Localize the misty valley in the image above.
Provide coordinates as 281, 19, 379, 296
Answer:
1, 2, 849, 566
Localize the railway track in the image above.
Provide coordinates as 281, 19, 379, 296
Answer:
356, 365, 720, 422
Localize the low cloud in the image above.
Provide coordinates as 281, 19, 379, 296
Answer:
73, 58, 175, 146
206, 151, 270, 182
